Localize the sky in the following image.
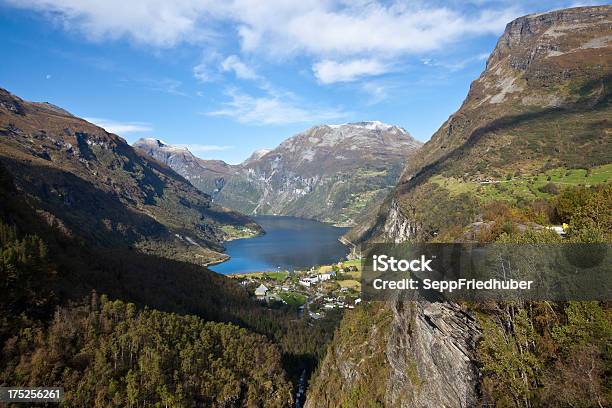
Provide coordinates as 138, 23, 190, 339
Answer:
0, 0, 606, 163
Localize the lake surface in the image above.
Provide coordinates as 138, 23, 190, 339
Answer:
210, 216, 350, 274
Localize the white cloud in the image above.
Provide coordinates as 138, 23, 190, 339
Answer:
85, 117, 153, 134
5, 0, 215, 47
421, 52, 491, 71
207, 88, 347, 125
9, 1, 527, 84
232, 2, 520, 59
176, 144, 234, 153
193, 62, 212, 82
120, 77, 189, 96
143, 78, 188, 96
193, 53, 261, 84
313, 59, 390, 84
9, 1, 521, 58
192, 51, 221, 83
220, 55, 259, 80
361, 82, 389, 105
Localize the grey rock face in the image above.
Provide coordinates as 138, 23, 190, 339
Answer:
304, 298, 481, 408
385, 301, 481, 407
382, 199, 418, 243
134, 122, 421, 225
377, 199, 482, 407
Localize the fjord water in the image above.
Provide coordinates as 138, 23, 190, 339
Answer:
210, 216, 350, 274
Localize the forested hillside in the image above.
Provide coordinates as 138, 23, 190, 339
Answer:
3, 294, 293, 407
0, 135, 339, 405
0, 88, 262, 266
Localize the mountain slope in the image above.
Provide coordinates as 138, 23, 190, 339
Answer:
0, 88, 261, 264
0, 159, 294, 407
133, 138, 236, 203
135, 121, 421, 226
0, 134, 338, 408
347, 5, 612, 244
308, 6, 612, 407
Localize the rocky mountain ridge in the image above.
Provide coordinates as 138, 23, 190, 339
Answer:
135, 121, 422, 225
346, 4, 612, 244
0, 88, 261, 265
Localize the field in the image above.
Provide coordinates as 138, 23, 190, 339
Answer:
318, 265, 334, 273
430, 163, 612, 204
337, 280, 361, 290
265, 271, 290, 282
220, 225, 261, 240
279, 292, 307, 307
342, 259, 362, 269
229, 271, 289, 281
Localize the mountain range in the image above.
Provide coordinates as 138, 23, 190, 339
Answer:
0, 89, 262, 265
134, 121, 421, 226
0, 87, 329, 408
0, 4, 610, 408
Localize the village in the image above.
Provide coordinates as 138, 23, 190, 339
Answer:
230, 259, 362, 319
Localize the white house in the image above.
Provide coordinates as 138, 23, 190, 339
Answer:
299, 279, 312, 287
254, 284, 269, 298
319, 272, 334, 281
546, 225, 567, 237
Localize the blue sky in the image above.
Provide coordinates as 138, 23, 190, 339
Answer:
0, 0, 605, 163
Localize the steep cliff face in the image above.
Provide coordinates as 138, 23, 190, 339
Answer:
405, 5, 611, 180
349, 5, 611, 244
384, 301, 480, 407
305, 301, 481, 408
307, 6, 611, 407
0, 88, 261, 265
381, 200, 417, 243
135, 122, 421, 226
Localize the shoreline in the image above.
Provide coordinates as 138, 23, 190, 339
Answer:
203, 253, 230, 267
211, 215, 352, 274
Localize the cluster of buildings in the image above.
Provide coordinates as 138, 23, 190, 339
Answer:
236, 262, 363, 319
322, 295, 361, 310
298, 270, 335, 287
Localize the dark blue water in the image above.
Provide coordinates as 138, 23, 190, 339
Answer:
210, 216, 350, 274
